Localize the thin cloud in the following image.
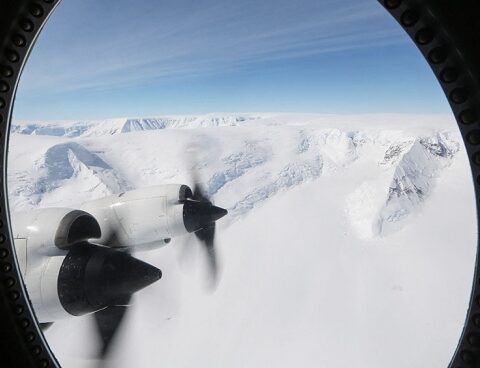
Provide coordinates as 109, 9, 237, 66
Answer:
19, 0, 406, 95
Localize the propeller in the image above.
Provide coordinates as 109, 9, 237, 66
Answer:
181, 172, 227, 287
56, 238, 160, 363
83, 228, 161, 361
90, 179, 228, 359
194, 181, 222, 284
93, 297, 131, 360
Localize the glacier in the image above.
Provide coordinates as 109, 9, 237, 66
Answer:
9, 113, 468, 238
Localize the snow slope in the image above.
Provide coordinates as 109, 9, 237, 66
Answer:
7, 113, 477, 368
11, 113, 265, 138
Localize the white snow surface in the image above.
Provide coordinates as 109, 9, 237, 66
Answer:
7, 113, 477, 368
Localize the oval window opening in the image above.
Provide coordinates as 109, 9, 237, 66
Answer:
7, 1, 477, 367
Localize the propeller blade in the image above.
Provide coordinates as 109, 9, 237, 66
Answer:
102, 226, 126, 249
71, 227, 162, 361
195, 223, 218, 286
93, 296, 131, 359
193, 182, 210, 203
185, 155, 226, 288
189, 156, 211, 204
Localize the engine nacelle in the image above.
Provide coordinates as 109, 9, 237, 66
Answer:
12, 205, 161, 323
12, 207, 101, 259
80, 184, 191, 248
26, 255, 70, 322
12, 208, 103, 321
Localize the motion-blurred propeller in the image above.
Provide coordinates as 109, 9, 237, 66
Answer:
84, 230, 162, 361
180, 167, 228, 287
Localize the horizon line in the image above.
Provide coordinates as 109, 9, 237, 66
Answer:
12, 111, 454, 123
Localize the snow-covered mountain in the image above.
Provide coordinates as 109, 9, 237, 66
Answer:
7, 113, 467, 238
6, 113, 477, 368
11, 113, 265, 137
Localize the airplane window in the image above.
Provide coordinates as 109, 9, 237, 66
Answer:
7, 0, 476, 367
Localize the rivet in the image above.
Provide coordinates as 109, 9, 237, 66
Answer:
0, 98, 5, 109
12, 34, 26, 47
473, 313, 480, 327
20, 318, 30, 329
401, 10, 419, 27
26, 332, 35, 342
0, 81, 9, 93
468, 332, 480, 347
29, 4, 44, 18
9, 290, 20, 301
440, 68, 459, 83
32, 345, 42, 355
460, 109, 477, 124
2, 262, 12, 272
14, 305, 24, 315
473, 152, 480, 166
0, 65, 13, 78
5, 49, 19, 63
0, 234, 6, 243
467, 131, 480, 145
415, 28, 434, 45
4, 277, 15, 288
39, 359, 49, 368
461, 350, 475, 364
20, 19, 34, 32
450, 88, 469, 104
428, 47, 448, 64
385, 0, 402, 9
0, 248, 8, 258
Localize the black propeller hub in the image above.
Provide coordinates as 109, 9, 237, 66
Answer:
183, 200, 228, 233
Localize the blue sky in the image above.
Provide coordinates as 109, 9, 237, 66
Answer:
13, 0, 450, 120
